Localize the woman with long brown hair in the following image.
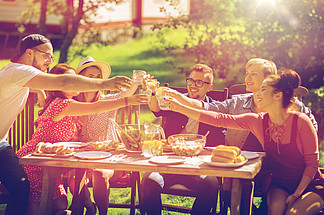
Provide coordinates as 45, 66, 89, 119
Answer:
16, 63, 148, 215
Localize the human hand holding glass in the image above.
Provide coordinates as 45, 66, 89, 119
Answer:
127, 94, 150, 105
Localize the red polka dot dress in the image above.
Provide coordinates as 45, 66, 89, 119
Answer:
17, 98, 78, 203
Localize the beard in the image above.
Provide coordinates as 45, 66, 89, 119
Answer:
32, 58, 46, 72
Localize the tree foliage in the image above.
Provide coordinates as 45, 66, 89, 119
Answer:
18, 0, 125, 63
153, 0, 323, 89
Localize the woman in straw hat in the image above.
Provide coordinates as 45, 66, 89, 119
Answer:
71, 56, 144, 214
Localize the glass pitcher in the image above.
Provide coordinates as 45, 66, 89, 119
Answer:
142, 123, 165, 157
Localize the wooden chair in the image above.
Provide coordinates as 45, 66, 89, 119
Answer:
0, 93, 35, 206
158, 85, 229, 214
229, 83, 309, 101
8, 93, 35, 153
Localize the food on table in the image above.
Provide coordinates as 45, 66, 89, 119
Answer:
84, 140, 122, 151
118, 126, 145, 151
36, 142, 74, 155
211, 145, 246, 163
168, 134, 206, 156
142, 140, 163, 157
161, 139, 172, 152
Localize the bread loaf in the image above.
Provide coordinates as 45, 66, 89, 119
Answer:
234, 155, 246, 163
35, 142, 73, 154
211, 155, 234, 163
212, 148, 238, 159
211, 145, 245, 163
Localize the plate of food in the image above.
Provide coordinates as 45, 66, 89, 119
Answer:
32, 152, 75, 158
74, 151, 112, 160
149, 156, 185, 165
241, 151, 260, 160
53, 142, 88, 148
203, 156, 248, 167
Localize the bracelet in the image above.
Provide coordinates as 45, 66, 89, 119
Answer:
124, 97, 128, 106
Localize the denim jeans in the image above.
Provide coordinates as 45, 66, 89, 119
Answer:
140, 172, 219, 215
0, 145, 30, 215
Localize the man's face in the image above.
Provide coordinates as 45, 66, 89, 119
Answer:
244, 65, 266, 93
31, 43, 54, 72
187, 71, 212, 100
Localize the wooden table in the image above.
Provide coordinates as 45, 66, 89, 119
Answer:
19, 150, 264, 215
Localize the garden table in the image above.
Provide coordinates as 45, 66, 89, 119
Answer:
19, 149, 265, 215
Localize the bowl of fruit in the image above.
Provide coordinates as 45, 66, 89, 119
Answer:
168, 134, 206, 156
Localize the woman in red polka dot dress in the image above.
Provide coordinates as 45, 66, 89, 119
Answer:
16, 63, 149, 215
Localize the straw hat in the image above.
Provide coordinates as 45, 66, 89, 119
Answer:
76, 56, 111, 79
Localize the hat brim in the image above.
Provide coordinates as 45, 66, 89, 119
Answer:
76, 61, 111, 79
10, 52, 24, 63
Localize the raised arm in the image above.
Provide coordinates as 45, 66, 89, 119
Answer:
53, 94, 149, 121
25, 72, 131, 92
170, 91, 204, 109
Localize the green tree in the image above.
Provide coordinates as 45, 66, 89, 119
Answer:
18, 0, 125, 63
154, 0, 323, 89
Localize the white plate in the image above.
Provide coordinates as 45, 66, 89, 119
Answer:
241, 151, 260, 160
74, 151, 112, 160
203, 156, 248, 167
53, 142, 88, 148
149, 156, 185, 165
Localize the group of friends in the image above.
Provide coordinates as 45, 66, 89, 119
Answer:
0, 33, 323, 215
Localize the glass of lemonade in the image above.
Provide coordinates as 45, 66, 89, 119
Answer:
156, 87, 170, 110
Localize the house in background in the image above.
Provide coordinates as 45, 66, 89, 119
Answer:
0, 0, 190, 59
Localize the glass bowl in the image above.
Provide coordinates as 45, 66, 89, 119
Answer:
168, 134, 206, 156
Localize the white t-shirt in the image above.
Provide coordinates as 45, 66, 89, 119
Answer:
0, 63, 41, 142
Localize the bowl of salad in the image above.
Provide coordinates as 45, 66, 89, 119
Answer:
168, 134, 206, 156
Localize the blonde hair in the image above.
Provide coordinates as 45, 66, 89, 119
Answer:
245, 58, 277, 77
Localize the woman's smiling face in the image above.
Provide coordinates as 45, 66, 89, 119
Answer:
255, 80, 276, 112
80, 66, 102, 79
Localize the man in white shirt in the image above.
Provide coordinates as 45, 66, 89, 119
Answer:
0, 34, 131, 215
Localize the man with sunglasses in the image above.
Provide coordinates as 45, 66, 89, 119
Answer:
0, 34, 131, 215
141, 64, 224, 215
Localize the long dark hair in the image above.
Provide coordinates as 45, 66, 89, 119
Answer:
38, 63, 75, 117
266, 68, 301, 109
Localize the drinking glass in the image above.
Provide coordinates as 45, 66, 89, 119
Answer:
133, 70, 146, 84
156, 87, 170, 110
